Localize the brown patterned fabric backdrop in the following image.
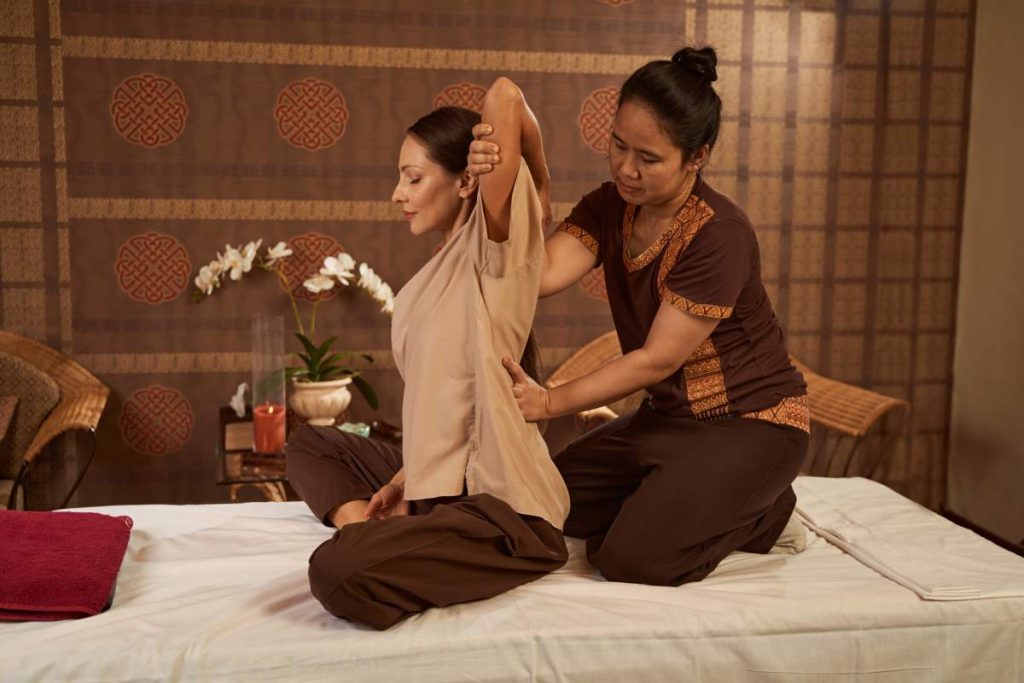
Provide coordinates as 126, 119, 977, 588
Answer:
0, 0, 974, 509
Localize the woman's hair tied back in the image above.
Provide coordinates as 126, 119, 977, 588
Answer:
670, 46, 718, 84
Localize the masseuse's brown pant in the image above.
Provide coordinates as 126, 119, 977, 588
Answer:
285, 425, 568, 630
555, 399, 808, 586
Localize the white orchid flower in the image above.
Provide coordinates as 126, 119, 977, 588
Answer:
193, 274, 211, 296
337, 252, 356, 271
303, 274, 335, 293
357, 263, 383, 292
241, 239, 261, 271
320, 253, 355, 285
377, 284, 395, 315
265, 241, 293, 266
355, 263, 394, 315
221, 245, 247, 281
194, 264, 220, 295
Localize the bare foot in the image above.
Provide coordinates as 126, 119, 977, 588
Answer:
328, 499, 369, 529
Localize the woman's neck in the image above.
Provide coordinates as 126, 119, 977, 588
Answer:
442, 197, 476, 244
641, 173, 698, 225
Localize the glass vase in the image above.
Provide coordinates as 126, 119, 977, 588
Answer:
251, 313, 286, 454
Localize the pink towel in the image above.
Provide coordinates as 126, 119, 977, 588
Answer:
0, 510, 133, 621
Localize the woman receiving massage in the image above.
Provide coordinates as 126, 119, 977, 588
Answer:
286, 77, 568, 630
475, 46, 810, 586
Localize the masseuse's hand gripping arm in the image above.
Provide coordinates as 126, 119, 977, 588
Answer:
469, 125, 596, 299
503, 302, 719, 422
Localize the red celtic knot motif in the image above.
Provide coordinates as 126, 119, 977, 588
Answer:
281, 232, 345, 302
433, 82, 487, 112
579, 86, 620, 154
121, 386, 194, 456
115, 232, 192, 305
579, 266, 609, 301
275, 77, 350, 151
110, 73, 189, 148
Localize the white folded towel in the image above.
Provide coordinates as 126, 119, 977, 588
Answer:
794, 476, 1024, 601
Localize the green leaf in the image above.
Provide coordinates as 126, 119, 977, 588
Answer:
317, 364, 343, 377
351, 374, 379, 411
321, 352, 349, 369
316, 336, 337, 357
295, 333, 319, 359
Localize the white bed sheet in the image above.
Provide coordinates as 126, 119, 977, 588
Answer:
1, 477, 1022, 682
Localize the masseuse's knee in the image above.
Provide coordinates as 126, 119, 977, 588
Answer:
590, 539, 715, 587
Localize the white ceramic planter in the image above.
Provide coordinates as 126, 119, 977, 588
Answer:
289, 377, 352, 426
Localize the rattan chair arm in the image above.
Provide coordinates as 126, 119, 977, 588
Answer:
21, 385, 109, 465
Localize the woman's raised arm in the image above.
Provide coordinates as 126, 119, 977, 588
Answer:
476, 78, 549, 242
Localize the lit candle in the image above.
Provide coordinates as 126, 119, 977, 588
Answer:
253, 402, 286, 453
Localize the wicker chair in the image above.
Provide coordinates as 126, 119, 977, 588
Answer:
0, 331, 109, 510
546, 331, 910, 479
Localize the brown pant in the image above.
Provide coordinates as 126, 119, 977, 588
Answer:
284, 425, 568, 630
555, 400, 808, 586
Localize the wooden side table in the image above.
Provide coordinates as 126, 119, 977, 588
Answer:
214, 406, 402, 503
215, 405, 288, 502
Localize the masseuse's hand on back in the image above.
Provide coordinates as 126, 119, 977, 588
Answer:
502, 356, 551, 422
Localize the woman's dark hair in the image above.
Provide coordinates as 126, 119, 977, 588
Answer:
407, 106, 482, 175
405, 105, 543, 384
618, 46, 722, 164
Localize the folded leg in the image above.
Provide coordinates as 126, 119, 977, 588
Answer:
587, 418, 807, 585
285, 425, 403, 525
307, 493, 568, 630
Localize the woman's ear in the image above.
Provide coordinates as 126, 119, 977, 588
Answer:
457, 169, 479, 199
686, 144, 711, 172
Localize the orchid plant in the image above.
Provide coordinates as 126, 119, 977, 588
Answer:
192, 239, 395, 410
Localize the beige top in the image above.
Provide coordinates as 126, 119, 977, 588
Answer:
391, 159, 570, 530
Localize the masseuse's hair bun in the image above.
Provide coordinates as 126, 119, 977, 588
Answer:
671, 46, 718, 83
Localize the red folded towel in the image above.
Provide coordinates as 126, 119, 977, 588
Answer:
0, 510, 133, 621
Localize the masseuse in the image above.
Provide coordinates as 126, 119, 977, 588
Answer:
473, 46, 809, 586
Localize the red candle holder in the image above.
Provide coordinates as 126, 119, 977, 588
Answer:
253, 402, 286, 454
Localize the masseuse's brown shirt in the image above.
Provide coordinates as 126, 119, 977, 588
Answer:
558, 176, 809, 432
392, 159, 570, 530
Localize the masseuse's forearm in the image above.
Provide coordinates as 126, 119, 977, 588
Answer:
546, 349, 678, 418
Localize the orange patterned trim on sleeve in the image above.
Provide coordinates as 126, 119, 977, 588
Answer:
663, 291, 734, 319
683, 338, 731, 420
740, 395, 810, 433
557, 221, 599, 256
